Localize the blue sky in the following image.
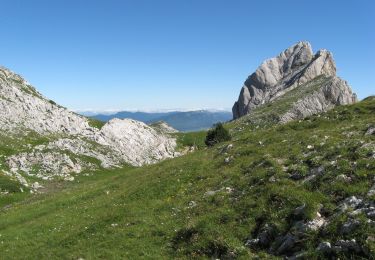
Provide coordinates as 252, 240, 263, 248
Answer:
0, 0, 374, 111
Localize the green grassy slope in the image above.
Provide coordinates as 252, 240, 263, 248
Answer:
0, 97, 374, 259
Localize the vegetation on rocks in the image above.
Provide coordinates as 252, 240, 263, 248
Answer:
87, 117, 105, 130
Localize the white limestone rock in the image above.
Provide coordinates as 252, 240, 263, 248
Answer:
0, 67, 93, 135
279, 77, 357, 123
0, 66, 178, 187
232, 41, 357, 120
95, 118, 177, 166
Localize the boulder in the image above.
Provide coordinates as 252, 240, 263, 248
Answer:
317, 241, 332, 254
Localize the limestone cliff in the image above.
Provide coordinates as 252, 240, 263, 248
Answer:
232, 42, 357, 120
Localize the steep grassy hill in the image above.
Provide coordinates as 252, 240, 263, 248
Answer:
0, 97, 374, 259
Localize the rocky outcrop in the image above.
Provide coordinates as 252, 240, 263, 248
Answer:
0, 67, 92, 135
0, 66, 178, 187
279, 76, 357, 123
95, 119, 177, 166
232, 41, 357, 120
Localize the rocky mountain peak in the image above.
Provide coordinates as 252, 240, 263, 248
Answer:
232, 41, 355, 120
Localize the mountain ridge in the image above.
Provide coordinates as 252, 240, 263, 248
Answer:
88, 110, 232, 132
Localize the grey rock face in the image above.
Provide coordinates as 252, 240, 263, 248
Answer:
232, 41, 357, 120
0, 67, 93, 135
95, 118, 177, 166
279, 77, 357, 123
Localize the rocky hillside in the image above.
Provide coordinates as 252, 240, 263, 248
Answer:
0, 66, 177, 189
232, 42, 357, 120
1, 96, 374, 259
0, 43, 372, 259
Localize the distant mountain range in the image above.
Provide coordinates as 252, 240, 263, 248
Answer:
83, 110, 232, 132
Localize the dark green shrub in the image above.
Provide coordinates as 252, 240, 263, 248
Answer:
205, 123, 231, 146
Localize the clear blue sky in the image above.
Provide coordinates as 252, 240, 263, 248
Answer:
1, 0, 374, 111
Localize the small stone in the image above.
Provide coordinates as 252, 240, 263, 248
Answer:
365, 126, 375, 135
340, 219, 360, 234
348, 208, 365, 217
245, 238, 259, 248
225, 187, 234, 193
334, 239, 362, 253
269, 176, 276, 182
31, 182, 43, 190
221, 144, 233, 154
367, 185, 375, 197
336, 174, 351, 182
188, 201, 197, 208
339, 196, 363, 212
317, 241, 331, 254
367, 210, 375, 219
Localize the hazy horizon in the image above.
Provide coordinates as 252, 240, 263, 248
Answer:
75, 107, 233, 115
